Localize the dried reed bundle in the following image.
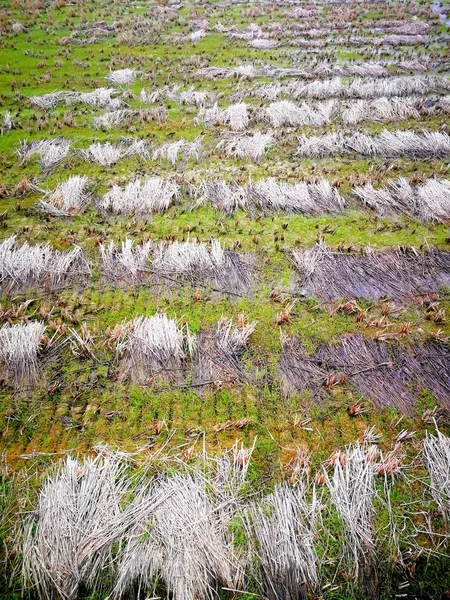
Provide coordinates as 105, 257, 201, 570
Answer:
30, 88, 120, 110
197, 102, 250, 131
80, 140, 148, 166
265, 100, 334, 127
0, 236, 90, 294
36, 176, 91, 216
100, 238, 152, 284
114, 470, 236, 600
248, 178, 344, 214
194, 179, 247, 215
66, 88, 120, 108
217, 132, 274, 161
325, 444, 377, 592
106, 68, 138, 85
250, 38, 278, 49
93, 109, 135, 130
0, 321, 46, 386
246, 483, 320, 600
292, 243, 450, 303
141, 85, 216, 107
297, 129, 450, 159
193, 316, 256, 387
196, 64, 259, 80
152, 138, 202, 165
423, 431, 450, 524
29, 91, 68, 110
22, 455, 130, 600
354, 178, 450, 222
99, 177, 179, 215
341, 96, 421, 124
18, 138, 71, 171
114, 313, 194, 383
253, 75, 450, 101
152, 240, 251, 295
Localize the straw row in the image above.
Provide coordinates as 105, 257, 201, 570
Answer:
19, 435, 450, 599
34, 175, 450, 222
2, 317, 449, 414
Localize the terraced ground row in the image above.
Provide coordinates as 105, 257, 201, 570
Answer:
0, 0, 450, 598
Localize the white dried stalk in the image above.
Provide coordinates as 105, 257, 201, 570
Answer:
286, 7, 316, 17
81, 140, 148, 166
139, 87, 162, 104
391, 21, 430, 35
325, 444, 377, 583
189, 29, 206, 43
216, 316, 256, 356
291, 242, 328, 280
37, 176, 91, 216
195, 179, 247, 215
0, 321, 45, 386
141, 85, 215, 107
250, 38, 278, 49
22, 455, 131, 600
18, 138, 71, 170
2, 110, 12, 133
93, 109, 134, 130
153, 239, 224, 280
0, 236, 90, 293
116, 445, 253, 598
175, 86, 215, 107
210, 441, 255, 588
196, 64, 259, 80
234, 64, 259, 78
99, 177, 179, 215
423, 431, 450, 524
152, 138, 201, 165
213, 439, 255, 503
153, 238, 250, 294
218, 132, 274, 161
437, 95, 450, 113
247, 483, 320, 599
12, 22, 25, 33
381, 33, 424, 45
354, 177, 450, 222
29, 89, 119, 110
252, 75, 450, 101
221, 103, 250, 131
100, 238, 152, 283
228, 22, 263, 41
415, 179, 450, 222
66, 88, 120, 109
354, 182, 398, 216
81, 142, 124, 166
297, 129, 450, 159
345, 75, 448, 98
106, 68, 138, 85
341, 96, 421, 124
248, 178, 344, 214
122, 139, 148, 159
197, 102, 249, 131
116, 314, 194, 383
29, 91, 68, 110
260, 96, 437, 127
265, 100, 334, 127
296, 132, 343, 158
114, 470, 234, 600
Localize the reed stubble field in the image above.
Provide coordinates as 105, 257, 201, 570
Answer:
0, 0, 450, 597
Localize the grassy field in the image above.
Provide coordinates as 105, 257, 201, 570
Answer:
0, 0, 450, 598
